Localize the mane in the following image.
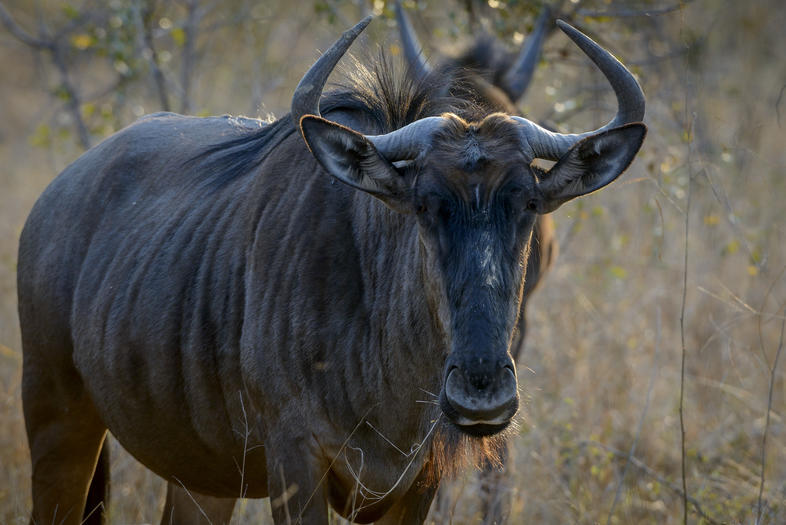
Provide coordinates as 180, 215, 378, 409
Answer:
325, 52, 486, 133
187, 52, 488, 189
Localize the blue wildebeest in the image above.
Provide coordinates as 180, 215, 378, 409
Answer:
18, 15, 644, 525
394, 3, 557, 520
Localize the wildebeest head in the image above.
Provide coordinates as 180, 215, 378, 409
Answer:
292, 17, 645, 437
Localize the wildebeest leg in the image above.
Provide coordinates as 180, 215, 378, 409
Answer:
373, 468, 438, 525
83, 442, 110, 525
266, 449, 329, 525
160, 483, 236, 525
23, 364, 108, 525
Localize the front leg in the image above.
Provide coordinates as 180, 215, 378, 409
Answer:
160, 483, 236, 525
267, 437, 330, 525
374, 467, 439, 525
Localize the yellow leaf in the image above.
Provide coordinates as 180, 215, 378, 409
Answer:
389, 44, 401, 57
703, 214, 720, 226
747, 265, 758, 276
71, 33, 93, 50
29, 124, 51, 147
171, 27, 186, 47
0, 343, 20, 363
609, 266, 627, 279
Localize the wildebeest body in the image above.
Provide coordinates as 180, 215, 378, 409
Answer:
19, 16, 646, 525
20, 107, 451, 518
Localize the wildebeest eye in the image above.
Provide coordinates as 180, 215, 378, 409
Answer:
526, 199, 538, 212
420, 193, 454, 223
437, 200, 454, 221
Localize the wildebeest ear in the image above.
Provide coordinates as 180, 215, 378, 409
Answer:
536, 123, 647, 213
300, 115, 412, 212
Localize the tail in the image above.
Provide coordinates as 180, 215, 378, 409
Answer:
83, 440, 110, 524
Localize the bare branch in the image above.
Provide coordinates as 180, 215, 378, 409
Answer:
577, 2, 690, 19
678, 110, 695, 525
136, 0, 171, 112
1, 2, 91, 149
755, 266, 786, 524
179, 0, 199, 114
606, 308, 661, 523
0, 2, 51, 49
50, 44, 91, 149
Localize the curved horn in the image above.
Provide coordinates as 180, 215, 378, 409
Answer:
514, 19, 645, 160
291, 16, 373, 128
292, 16, 445, 163
366, 116, 445, 161
501, 5, 552, 102
394, 0, 431, 81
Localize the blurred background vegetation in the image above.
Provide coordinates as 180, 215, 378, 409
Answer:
1, 0, 785, 523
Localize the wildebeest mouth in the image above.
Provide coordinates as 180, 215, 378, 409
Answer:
439, 397, 516, 438
439, 366, 519, 438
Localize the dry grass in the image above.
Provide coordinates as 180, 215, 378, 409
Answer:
1, 1, 786, 523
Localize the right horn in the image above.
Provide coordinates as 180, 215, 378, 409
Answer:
394, 0, 431, 81
513, 19, 645, 160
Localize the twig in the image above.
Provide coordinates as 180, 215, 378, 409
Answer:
366, 421, 408, 457
776, 83, 785, 128
0, 2, 51, 48
755, 266, 786, 524
755, 308, 785, 524
702, 168, 761, 270
0, 2, 91, 148
577, 2, 689, 18
50, 41, 91, 149
179, 0, 200, 113
606, 308, 661, 523
237, 391, 250, 498
297, 403, 379, 522
347, 415, 441, 515
136, 0, 171, 111
678, 108, 694, 525
172, 476, 213, 525
79, 502, 105, 525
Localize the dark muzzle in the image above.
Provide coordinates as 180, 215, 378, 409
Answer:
441, 360, 519, 436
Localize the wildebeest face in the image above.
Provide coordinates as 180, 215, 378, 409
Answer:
409, 114, 535, 435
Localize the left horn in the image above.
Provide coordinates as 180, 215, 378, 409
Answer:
291, 16, 373, 128
292, 16, 444, 163
366, 117, 444, 161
